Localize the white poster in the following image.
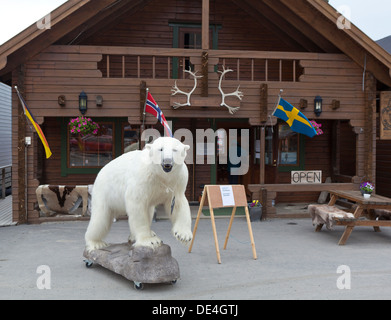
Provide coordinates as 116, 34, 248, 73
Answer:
220, 185, 235, 207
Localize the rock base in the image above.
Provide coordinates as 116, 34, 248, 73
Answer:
83, 243, 180, 287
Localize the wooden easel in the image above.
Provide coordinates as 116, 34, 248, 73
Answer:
188, 185, 257, 264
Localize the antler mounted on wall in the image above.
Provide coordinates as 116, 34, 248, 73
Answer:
171, 68, 203, 109
218, 66, 244, 114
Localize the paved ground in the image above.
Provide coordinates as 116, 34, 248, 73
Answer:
1, 216, 391, 300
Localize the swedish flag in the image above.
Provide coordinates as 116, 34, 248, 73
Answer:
273, 98, 317, 138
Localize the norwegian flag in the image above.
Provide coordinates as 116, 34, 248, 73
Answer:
145, 92, 173, 137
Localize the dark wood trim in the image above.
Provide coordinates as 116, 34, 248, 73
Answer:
14, 65, 27, 223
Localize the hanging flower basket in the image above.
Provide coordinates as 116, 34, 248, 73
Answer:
69, 116, 99, 136
310, 120, 324, 136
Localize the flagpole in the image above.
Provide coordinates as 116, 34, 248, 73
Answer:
15, 86, 32, 132
266, 89, 283, 129
140, 87, 149, 149
272, 89, 284, 116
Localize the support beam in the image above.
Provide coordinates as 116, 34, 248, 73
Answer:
364, 72, 376, 183
202, 0, 209, 50
12, 65, 27, 223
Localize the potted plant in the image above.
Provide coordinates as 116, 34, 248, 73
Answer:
248, 200, 262, 221
360, 181, 374, 199
69, 116, 99, 136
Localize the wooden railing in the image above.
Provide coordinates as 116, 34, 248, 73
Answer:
73, 46, 330, 82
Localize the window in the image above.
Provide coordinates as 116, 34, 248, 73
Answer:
170, 23, 221, 78
182, 28, 202, 72
265, 126, 274, 165
69, 123, 114, 168
278, 123, 299, 166
61, 117, 136, 176
123, 124, 140, 153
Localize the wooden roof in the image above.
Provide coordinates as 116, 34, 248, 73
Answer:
1, 0, 391, 86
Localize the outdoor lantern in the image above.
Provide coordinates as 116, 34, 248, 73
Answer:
314, 95, 322, 117
79, 91, 88, 115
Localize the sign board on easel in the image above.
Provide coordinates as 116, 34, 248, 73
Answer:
188, 185, 257, 264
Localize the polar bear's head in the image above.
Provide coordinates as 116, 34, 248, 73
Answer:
145, 137, 190, 173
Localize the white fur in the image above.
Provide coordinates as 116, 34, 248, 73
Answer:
85, 137, 192, 252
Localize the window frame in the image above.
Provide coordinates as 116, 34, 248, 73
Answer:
276, 122, 306, 172
60, 117, 128, 176
169, 23, 222, 79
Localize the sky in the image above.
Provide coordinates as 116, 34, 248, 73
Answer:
0, 0, 390, 45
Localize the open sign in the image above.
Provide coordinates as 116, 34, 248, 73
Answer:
291, 171, 322, 184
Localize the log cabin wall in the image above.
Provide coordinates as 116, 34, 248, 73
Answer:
79, 0, 298, 52
14, 0, 375, 222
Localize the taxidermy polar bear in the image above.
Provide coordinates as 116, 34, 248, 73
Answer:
85, 137, 193, 252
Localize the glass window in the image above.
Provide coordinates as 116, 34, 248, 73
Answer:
69, 123, 114, 168
123, 124, 140, 153
278, 123, 299, 166
265, 126, 274, 165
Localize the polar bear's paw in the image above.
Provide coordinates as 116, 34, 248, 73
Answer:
134, 234, 163, 249
172, 227, 193, 246
85, 240, 108, 252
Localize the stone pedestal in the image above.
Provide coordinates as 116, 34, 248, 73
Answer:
83, 243, 180, 289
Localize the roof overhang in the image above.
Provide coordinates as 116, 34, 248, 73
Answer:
0, 0, 123, 77
1, 0, 391, 86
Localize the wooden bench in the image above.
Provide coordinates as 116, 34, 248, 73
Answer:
248, 183, 356, 219
308, 204, 355, 231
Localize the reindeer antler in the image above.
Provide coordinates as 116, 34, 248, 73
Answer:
171, 68, 203, 109
218, 66, 244, 114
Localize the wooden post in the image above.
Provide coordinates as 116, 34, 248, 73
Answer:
13, 65, 27, 223
140, 81, 147, 150
201, 51, 209, 97
260, 84, 268, 122
260, 127, 265, 184
202, 0, 209, 50
364, 72, 376, 183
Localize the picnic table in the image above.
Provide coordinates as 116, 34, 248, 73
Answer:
327, 190, 391, 245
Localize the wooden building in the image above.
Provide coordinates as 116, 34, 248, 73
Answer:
1, 0, 391, 223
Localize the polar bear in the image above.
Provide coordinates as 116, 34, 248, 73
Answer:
85, 137, 193, 252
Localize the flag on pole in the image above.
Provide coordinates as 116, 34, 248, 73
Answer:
145, 91, 173, 137
273, 98, 317, 138
14, 86, 52, 159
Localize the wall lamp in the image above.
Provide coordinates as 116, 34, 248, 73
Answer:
79, 91, 88, 115
314, 95, 322, 117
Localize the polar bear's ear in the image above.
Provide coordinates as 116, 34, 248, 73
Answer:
181, 144, 190, 157
145, 144, 153, 156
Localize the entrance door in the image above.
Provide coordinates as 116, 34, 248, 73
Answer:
264, 126, 278, 184
215, 120, 252, 186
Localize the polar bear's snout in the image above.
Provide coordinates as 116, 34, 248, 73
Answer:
162, 158, 173, 173
161, 147, 174, 173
